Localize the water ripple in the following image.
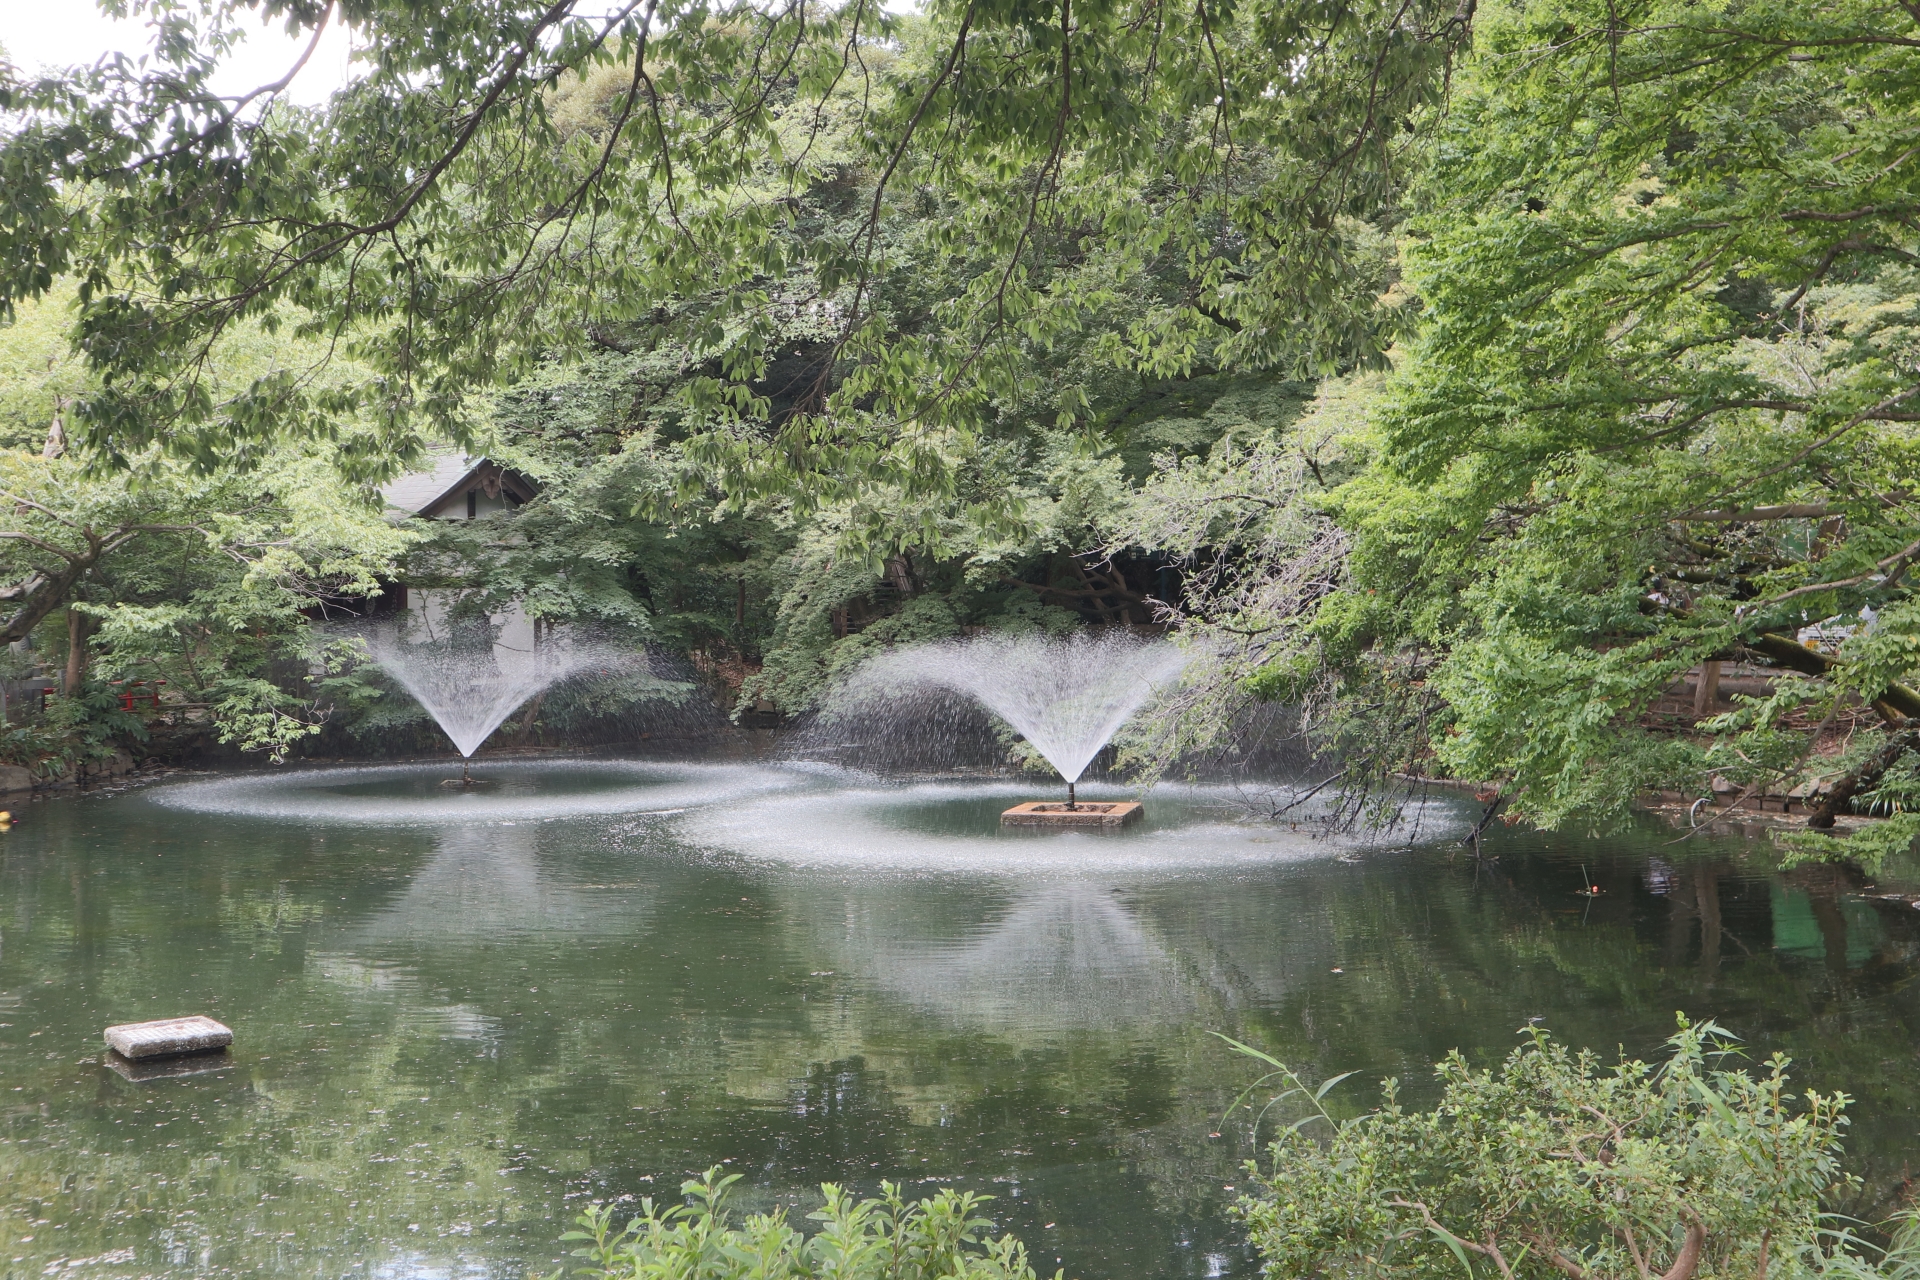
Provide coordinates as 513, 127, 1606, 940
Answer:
149, 759, 798, 826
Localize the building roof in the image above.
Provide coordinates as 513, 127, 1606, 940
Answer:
382, 452, 480, 516
381, 453, 536, 518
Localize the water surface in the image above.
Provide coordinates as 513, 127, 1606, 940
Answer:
3, 763, 1917, 1280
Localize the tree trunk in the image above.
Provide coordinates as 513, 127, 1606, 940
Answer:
42, 402, 66, 460
1692, 660, 1720, 716
1807, 728, 1920, 828
513, 690, 547, 747
2, 565, 86, 648
64, 608, 93, 693
884, 554, 915, 596
1750, 632, 1920, 721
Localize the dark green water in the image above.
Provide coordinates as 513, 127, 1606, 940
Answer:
3, 761, 1918, 1280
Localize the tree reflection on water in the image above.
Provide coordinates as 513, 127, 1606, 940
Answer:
1, 786, 1918, 1280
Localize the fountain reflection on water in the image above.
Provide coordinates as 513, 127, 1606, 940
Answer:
350, 825, 644, 943
674, 773, 1456, 871
815, 632, 1189, 806
821, 882, 1192, 1030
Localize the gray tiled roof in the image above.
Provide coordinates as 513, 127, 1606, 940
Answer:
380, 452, 483, 516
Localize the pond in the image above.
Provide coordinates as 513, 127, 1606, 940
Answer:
2, 759, 1917, 1280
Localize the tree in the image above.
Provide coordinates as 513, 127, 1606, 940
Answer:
1381, 0, 1920, 826
0, 288, 417, 763
1148, 0, 1920, 836
430, 64, 1336, 724
1, 0, 1466, 546
1109, 373, 1410, 813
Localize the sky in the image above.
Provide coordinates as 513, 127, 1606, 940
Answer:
3, 0, 354, 105
2, 0, 919, 105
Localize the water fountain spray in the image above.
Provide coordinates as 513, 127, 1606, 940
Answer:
353, 617, 626, 780
828, 631, 1187, 827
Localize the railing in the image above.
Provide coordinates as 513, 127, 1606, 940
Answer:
0, 678, 173, 724
108, 679, 168, 712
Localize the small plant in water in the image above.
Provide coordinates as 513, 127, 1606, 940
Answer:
551, 1169, 1057, 1280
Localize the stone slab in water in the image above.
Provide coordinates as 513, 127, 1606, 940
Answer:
103, 1015, 233, 1060
1001, 801, 1143, 829
103, 1047, 234, 1082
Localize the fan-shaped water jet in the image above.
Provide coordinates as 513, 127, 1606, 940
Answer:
819, 632, 1187, 827
350, 616, 633, 778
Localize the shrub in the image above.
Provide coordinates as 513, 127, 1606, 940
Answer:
1229, 1019, 1860, 1280
552, 1170, 1057, 1280
0, 680, 146, 778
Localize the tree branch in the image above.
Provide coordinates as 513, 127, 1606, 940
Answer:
1674, 503, 1839, 522
1386, 1200, 1517, 1280
1743, 532, 1920, 613
1805, 726, 1920, 829
1746, 632, 1920, 722
1660, 1222, 1706, 1280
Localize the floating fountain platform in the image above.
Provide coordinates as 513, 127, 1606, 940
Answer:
104, 1015, 233, 1060
1001, 800, 1142, 829
439, 758, 495, 788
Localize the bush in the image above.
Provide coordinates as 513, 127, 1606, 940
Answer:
1229, 1019, 1863, 1280
0, 680, 146, 778
553, 1170, 1056, 1280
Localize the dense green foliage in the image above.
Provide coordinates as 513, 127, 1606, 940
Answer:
1129, 0, 1920, 840
1232, 1020, 1883, 1280
1371, 0, 1920, 827
6, 0, 1920, 851
0, 288, 414, 768
555, 1173, 1051, 1280
0, 0, 1453, 498
0, 0, 1433, 763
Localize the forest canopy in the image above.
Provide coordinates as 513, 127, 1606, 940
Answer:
4, 0, 1920, 845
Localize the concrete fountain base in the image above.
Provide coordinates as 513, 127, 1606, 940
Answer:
1001, 801, 1143, 830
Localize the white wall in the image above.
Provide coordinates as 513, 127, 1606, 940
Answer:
438, 491, 515, 521
413, 484, 532, 656
407, 590, 537, 663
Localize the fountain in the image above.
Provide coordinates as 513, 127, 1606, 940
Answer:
353, 616, 628, 783
824, 632, 1188, 828
153, 758, 801, 826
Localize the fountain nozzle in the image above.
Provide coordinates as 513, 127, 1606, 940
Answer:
1066, 780, 1076, 811
440, 756, 493, 789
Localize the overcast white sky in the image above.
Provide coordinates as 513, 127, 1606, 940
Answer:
5, 1, 347, 105
4, 0, 918, 105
